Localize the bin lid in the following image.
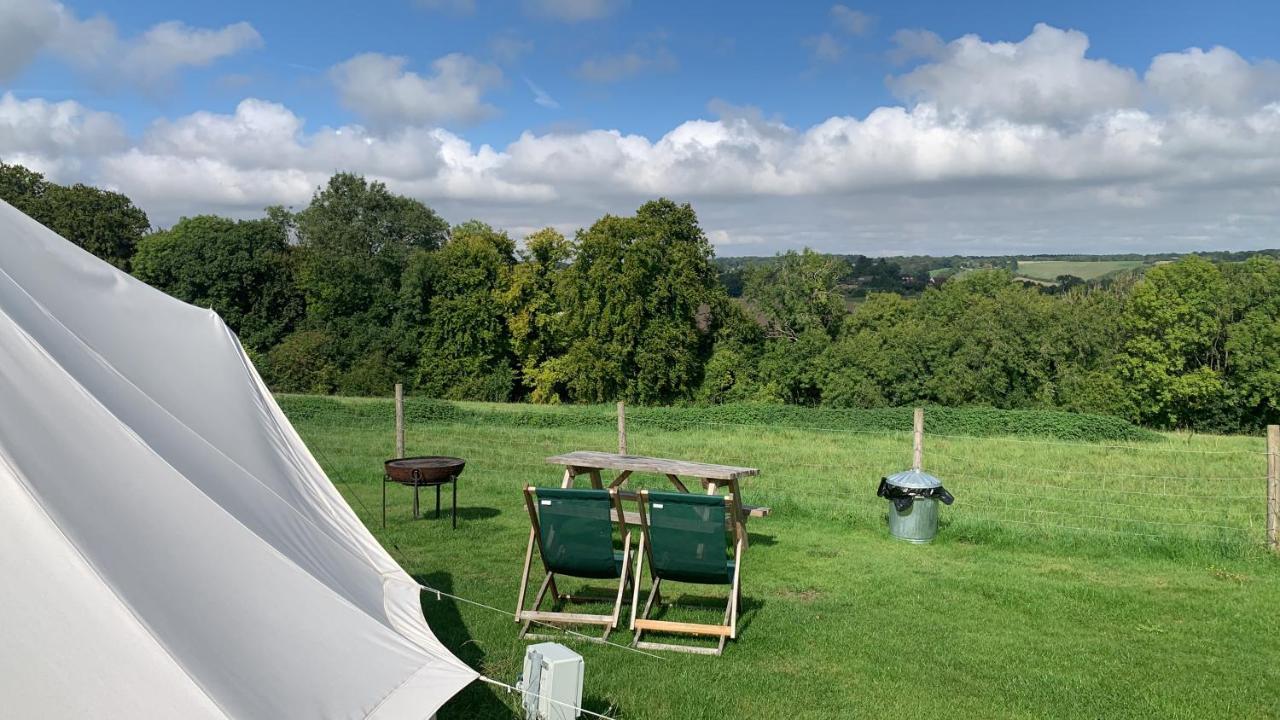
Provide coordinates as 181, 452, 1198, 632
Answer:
884, 469, 944, 489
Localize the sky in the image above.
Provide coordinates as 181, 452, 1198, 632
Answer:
2, 0, 1280, 256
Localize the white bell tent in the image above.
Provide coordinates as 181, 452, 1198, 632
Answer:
0, 199, 477, 718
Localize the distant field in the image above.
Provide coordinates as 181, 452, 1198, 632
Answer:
1017, 260, 1144, 281
288, 397, 1279, 719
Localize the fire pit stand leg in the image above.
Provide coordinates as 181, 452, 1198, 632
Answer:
435, 484, 441, 519
382, 475, 387, 528
451, 476, 457, 530
413, 483, 419, 519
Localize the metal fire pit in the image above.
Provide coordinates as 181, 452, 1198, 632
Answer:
382, 456, 465, 528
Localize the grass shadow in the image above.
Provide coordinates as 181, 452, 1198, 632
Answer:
456, 506, 502, 521
414, 571, 512, 719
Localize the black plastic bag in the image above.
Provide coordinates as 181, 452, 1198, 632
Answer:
876, 477, 955, 511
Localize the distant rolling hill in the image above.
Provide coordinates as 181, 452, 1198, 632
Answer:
1015, 259, 1144, 281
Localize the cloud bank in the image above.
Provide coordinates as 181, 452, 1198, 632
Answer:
4, 24, 1280, 254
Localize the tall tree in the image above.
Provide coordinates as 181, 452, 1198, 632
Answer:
290, 173, 450, 390
549, 199, 724, 404
132, 214, 303, 353
0, 163, 149, 270
741, 249, 849, 404
1114, 256, 1229, 427
408, 221, 517, 401
501, 227, 571, 402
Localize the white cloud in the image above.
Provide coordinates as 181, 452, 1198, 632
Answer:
0, 0, 260, 91
0, 0, 61, 81
830, 5, 873, 36
804, 33, 845, 63
0, 92, 127, 180
888, 29, 944, 64
889, 23, 1141, 125
9, 24, 1280, 255
524, 77, 560, 109
577, 42, 676, 82
489, 31, 534, 64
116, 21, 262, 90
1146, 46, 1280, 114
329, 52, 503, 128
523, 0, 626, 22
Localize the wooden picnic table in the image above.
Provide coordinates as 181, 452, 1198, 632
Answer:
545, 450, 770, 547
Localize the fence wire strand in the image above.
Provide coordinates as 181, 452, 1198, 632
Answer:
294, 399, 1269, 546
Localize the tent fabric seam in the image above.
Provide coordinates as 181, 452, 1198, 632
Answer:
0, 301, 436, 664
0, 443, 233, 720
0, 199, 475, 716
0, 262, 452, 662
364, 657, 477, 720
0, 262, 386, 580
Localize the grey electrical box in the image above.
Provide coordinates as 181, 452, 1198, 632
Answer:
516, 642, 583, 720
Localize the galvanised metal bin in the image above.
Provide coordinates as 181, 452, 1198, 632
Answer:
876, 469, 954, 543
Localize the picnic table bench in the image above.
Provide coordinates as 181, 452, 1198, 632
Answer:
545, 450, 770, 547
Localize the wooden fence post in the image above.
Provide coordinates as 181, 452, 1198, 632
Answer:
912, 407, 924, 471
1268, 424, 1278, 552
395, 383, 405, 459
617, 401, 627, 455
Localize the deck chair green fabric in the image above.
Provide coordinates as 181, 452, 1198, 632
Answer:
630, 490, 743, 655
516, 486, 633, 641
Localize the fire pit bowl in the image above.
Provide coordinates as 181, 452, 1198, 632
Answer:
384, 456, 466, 486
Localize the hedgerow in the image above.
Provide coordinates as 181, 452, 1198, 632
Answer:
276, 396, 1158, 442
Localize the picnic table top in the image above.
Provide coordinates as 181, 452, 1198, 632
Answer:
545, 450, 759, 481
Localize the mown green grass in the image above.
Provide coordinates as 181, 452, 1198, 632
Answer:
288, 398, 1280, 719
1016, 260, 1145, 281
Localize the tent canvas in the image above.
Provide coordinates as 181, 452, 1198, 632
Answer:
0, 199, 476, 718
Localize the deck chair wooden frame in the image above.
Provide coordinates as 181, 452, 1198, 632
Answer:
630, 489, 744, 656
515, 485, 633, 642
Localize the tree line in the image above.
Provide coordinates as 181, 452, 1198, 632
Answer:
3, 162, 1278, 432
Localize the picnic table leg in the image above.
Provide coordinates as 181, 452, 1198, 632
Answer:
588, 469, 603, 489
730, 479, 750, 549
704, 478, 750, 549
560, 467, 576, 489
665, 474, 690, 493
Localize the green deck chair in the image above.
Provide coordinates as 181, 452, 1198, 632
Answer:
516, 486, 633, 641
630, 490, 744, 655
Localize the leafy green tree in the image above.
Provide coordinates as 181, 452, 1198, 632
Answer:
820, 292, 920, 408
1, 162, 149, 269
133, 214, 303, 353
263, 330, 340, 394
292, 173, 450, 390
733, 249, 849, 405
0, 162, 47, 209
501, 228, 571, 402
1114, 256, 1229, 428
697, 302, 766, 404
548, 199, 724, 403
408, 221, 516, 401
744, 249, 848, 342
1221, 257, 1280, 428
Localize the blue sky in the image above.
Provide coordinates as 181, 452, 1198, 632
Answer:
3, 0, 1280, 254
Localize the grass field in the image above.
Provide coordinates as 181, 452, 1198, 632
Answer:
1016, 260, 1145, 281
286, 398, 1280, 719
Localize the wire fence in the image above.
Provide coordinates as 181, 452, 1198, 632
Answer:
284, 397, 1275, 551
